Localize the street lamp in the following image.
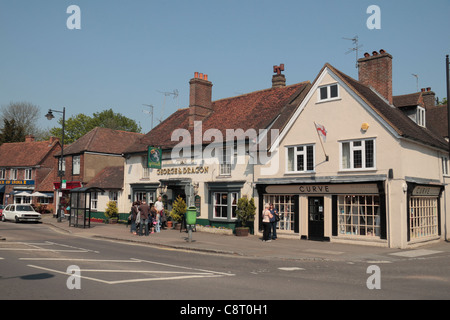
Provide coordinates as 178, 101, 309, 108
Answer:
45, 108, 66, 222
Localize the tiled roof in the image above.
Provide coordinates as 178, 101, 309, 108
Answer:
393, 92, 423, 108
62, 127, 144, 156
87, 166, 123, 189
427, 104, 448, 138
124, 81, 310, 153
327, 64, 448, 151
0, 139, 60, 167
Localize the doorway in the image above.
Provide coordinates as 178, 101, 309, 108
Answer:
308, 197, 325, 240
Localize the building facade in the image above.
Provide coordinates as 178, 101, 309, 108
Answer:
255, 51, 449, 248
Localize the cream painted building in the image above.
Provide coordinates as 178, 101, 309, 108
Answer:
255, 51, 449, 248
122, 71, 310, 230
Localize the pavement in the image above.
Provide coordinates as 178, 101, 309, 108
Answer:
40, 214, 450, 263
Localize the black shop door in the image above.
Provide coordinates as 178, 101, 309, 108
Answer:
308, 197, 325, 240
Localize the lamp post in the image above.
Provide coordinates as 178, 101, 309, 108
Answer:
45, 108, 66, 222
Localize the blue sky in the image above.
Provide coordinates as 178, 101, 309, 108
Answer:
1, 0, 449, 134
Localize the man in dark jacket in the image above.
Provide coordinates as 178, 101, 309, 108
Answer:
139, 201, 150, 236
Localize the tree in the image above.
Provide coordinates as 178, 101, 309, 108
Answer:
169, 196, 186, 223
47, 108, 142, 144
0, 102, 41, 137
0, 118, 26, 144
236, 196, 256, 229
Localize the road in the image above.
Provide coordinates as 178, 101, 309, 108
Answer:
1, 221, 449, 307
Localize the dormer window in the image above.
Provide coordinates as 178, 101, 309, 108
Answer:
416, 106, 426, 127
318, 83, 339, 102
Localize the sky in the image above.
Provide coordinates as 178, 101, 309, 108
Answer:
1, 0, 449, 135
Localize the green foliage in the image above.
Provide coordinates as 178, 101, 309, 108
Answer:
0, 118, 26, 144
169, 196, 186, 223
104, 201, 119, 219
236, 197, 256, 228
47, 108, 142, 144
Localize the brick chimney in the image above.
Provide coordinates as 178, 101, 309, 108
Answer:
358, 50, 393, 105
421, 87, 436, 109
272, 64, 286, 88
25, 135, 35, 143
189, 72, 213, 128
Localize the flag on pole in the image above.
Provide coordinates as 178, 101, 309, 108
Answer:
315, 123, 327, 142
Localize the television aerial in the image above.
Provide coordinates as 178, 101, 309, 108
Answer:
142, 104, 155, 130
343, 35, 363, 69
157, 89, 179, 123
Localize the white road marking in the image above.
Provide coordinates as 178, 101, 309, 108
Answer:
25, 257, 234, 285
278, 267, 305, 271
389, 249, 442, 258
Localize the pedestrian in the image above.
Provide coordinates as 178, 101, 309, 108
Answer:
152, 204, 160, 233
155, 196, 166, 229
138, 200, 150, 236
262, 203, 273, 242
130, 201, 139, 235
268, 203, 279, 240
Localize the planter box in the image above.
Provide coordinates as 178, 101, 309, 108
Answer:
235, 227, 250, 237
196, 225, 233, 235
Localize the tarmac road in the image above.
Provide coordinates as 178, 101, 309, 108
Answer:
1, 216, 449, 305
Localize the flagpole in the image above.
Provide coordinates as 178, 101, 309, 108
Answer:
314, 122, 329, 161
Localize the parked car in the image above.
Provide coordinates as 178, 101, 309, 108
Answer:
1, 204, 41, 223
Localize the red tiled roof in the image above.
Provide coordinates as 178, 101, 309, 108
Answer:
62, 127, 144, 156
0, 139, 60, 167
125, 82, 310, 153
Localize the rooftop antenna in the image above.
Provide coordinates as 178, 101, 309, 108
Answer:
411, 74, 419, 92
343, 35, 363, 69
142, 104, 155, 130
157, 89, 179, 123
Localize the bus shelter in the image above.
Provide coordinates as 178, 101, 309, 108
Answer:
69, 187, 105, 228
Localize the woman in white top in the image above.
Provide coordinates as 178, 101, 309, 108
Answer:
262, 203, 273, 242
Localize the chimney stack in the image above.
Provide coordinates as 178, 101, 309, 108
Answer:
272, 64, 286, 88
25, 135, 35, 143
189, 72, 213, 128
421, 87, 436, 109
358, 50, 393, 104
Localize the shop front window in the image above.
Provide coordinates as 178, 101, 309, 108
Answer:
337, 195, 380, 237
409, 197, 438, 239
264, 195, 295, 232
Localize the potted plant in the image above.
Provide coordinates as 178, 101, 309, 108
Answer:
235, 196, 256, 236
104, 200, 119, 224
169, 196, 186, 229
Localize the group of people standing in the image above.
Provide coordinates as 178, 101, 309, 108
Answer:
129, 196, 167, 236
261, 203, 280, 242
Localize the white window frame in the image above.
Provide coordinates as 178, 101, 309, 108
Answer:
0, 169, 6, 179
286, 144, 315, 173
318, 83, 339, 102
91, 192, 98, 210
10, 169, 18, 180
219, 147, 232, 176
24, 168, 32, 180
442, 156, 449, 176
340, 138, 376, 171
72, 155, 81, 175
58, 157, 66, 174
213, 192, 238, 220
416, 106, 426, 127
